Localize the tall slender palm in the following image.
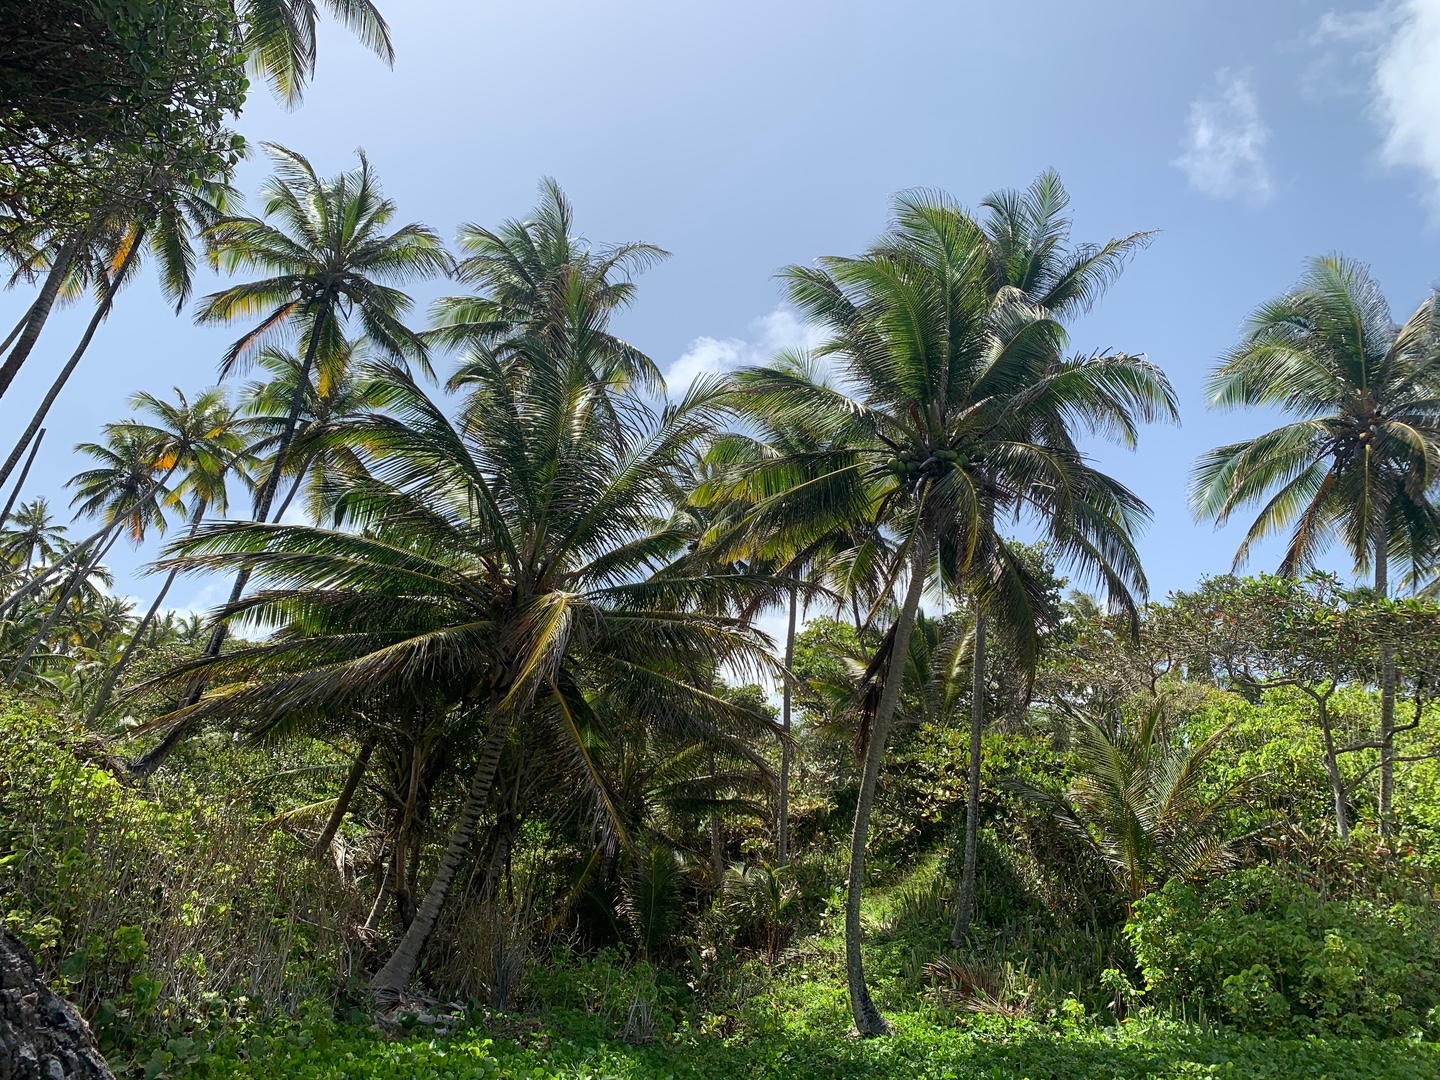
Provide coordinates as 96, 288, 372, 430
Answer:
0, 170, 236, 487
87, 388, 253, 722
1190, 256, 1440, 834
133, 145, 449, 771
729, 189, 1173, 1035
5, 427, 175, 685
947, 170, 1156, 943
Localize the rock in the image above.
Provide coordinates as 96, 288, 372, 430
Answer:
0, 931, 112, 1080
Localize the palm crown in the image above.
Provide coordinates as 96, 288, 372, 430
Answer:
1191, 255, 1440, 581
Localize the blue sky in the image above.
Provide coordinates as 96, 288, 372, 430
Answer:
4, 0, 1440, 617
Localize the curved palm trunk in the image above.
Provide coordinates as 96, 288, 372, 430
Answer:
86, 505, 207, 723
131, 316, 329, 778
0, 237, 79, 401
845, 529, 931, 1037
1374, 530, 1396, 837
0, 233, 142, 490
312, 735, 377, 862
0, 428, 44, 528
951, 613, 986, 945
777, 575, 798, 865
369, 711, 510, 994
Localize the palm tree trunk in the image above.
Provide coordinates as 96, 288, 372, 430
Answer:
1316, 693, 1349, 843
369, 711, 510, 994
1374, 527, 1396, 837
86, 504, 205, 723
777, 574, 798, 866
312, 736, 377, 862
951, 612, 986, 945
0, 233, 141, 490
709, 749, 725, 887
134, 313, 330, 776
0, 237, 78, 401
845, 528, 931, 1038
0, 427, 44, 527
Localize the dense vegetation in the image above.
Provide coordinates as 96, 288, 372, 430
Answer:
3, 7, 1440, 1079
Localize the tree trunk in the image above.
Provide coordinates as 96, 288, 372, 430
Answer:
0, 232, 141, 490
709, 749, 726, 887
1374, 529, 1396, 837
369, 711, 510, 994
1316, 692, 1349, 843
86, 505, 205, 723
777, 575, 798, 865
132, 314, 330, 775
0, 426, 44, 527
844, 528, 931, 1037
312, 735, 377, 862
0, 236, 79, 401
951, 612, 986, 945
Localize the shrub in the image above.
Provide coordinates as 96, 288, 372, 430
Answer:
1128, 865, 1440, 1036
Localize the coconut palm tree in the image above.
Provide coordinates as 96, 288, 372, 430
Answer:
728, 189, 1174, 1035
86, 387, 253, 722
0, 498, 69, 569
1190, 256, 1440, 834
133, 145, 449, 769
147, 185, 777, 991
239, 0, 394, 105
946, 171, 1155, 944
5, 425, 177, 685
0, 169, 237, 487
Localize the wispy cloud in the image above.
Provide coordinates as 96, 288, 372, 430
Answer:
1372, 0, 1440, 202
665, 307, 824, 395
1174, 69, 1274, 204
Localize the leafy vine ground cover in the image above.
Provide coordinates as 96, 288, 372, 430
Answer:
184, 1012, 1440, 1080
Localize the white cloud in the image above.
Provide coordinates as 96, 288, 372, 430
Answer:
1372, 0, 1440, 201
1174, 69, 1274, 204
665, 307, 825, 396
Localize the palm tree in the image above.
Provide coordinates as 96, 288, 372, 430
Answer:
133, 144, 449, 771
0, 169, 237, 488
1190, 256, 1440, 834
1020, 705, 1250, 903
146, 183, 778, 992
238, 340, 377, 525
0, 498, 69, 569
86, 387, 253, 722
948, 171, 1155, 944
238, 0, 394, 105
728, 188, 1174, 1035
5, 426, 176, 685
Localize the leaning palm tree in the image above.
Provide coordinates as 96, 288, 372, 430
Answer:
145, 186, 778, 992
86, 388, 253, 722
131, 145, 449, 771
1190, 256, 1440, 833
728, 189, 1174, 1035
5, 426, 175, 685
0, 168, 237, 487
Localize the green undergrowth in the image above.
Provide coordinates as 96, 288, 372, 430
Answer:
181, 1010, 1440, 1080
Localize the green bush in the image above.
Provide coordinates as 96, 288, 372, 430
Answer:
1128, 865, 1440, 1036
